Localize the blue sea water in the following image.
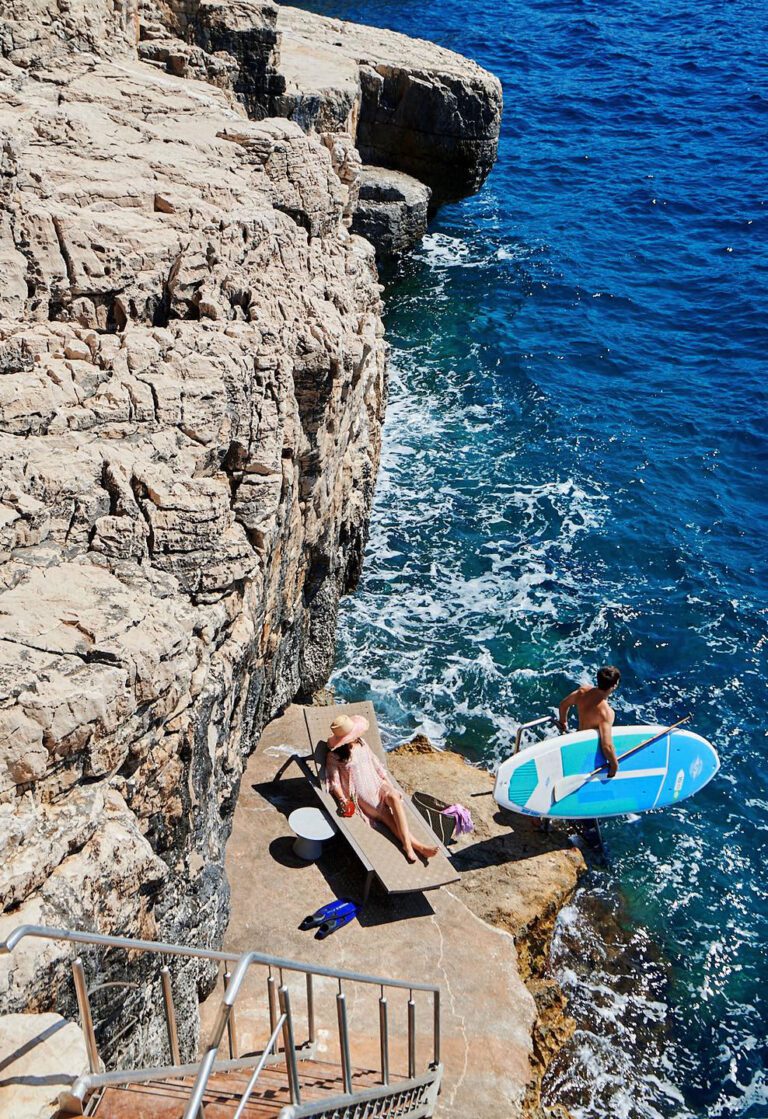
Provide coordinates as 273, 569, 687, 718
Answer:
293, 0, 768, 1114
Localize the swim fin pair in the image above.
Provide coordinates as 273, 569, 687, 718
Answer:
299, 898, 358, 939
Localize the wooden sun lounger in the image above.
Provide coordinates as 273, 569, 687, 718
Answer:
277, 701, 459, 904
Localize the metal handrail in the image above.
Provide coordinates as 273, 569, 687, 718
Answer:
0, 924, 440, 994
233, 1013, 286, 1119
514, 714, 558, 754
65, 1053, 271, 1099
2, 924, 442, 1118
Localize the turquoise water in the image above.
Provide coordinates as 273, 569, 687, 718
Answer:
298, 0, 766, 1113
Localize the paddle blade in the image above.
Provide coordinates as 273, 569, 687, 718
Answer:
552, 773, 590, 803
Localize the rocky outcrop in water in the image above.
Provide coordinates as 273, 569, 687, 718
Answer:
351, 167, 431, 259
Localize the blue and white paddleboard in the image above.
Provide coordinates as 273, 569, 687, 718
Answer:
494, 725, 720, 820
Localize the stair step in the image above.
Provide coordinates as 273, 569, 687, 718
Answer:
90, 1059, 398, 1118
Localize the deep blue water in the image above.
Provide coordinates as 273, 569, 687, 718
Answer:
296, 0, 767, 1113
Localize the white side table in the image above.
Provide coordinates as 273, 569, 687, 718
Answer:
289, 807, 336, 861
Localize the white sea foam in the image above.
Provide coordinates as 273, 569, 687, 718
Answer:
419, 232, 488, 270
330, 216, 768, 1119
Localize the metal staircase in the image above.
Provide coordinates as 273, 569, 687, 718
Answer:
0, 925, 443, 1119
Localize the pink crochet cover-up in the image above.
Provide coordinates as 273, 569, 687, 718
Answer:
325, 739, 393, 825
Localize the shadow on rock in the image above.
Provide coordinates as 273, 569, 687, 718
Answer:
255, 777, 438, 924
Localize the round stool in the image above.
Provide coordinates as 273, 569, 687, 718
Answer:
289, 807, 336, 860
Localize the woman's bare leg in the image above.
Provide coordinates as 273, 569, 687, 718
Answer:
382, 791, 438, 863
360, 792, 439, 863
358, 798, 416, 860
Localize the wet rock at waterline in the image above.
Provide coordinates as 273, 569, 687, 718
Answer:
351, 167, 432, 259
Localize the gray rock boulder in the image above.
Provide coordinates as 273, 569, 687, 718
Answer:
351, 166, 431, 259
277, 5, 502, 204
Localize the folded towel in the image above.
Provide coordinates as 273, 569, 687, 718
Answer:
441, 804, 474, 835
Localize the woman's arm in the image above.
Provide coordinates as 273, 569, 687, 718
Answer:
325, 750, 344, 800
371, 749, 388, 781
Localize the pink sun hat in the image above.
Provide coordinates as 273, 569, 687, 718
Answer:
327, 713, 370, 749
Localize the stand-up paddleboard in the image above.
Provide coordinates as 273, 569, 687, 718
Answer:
494, 725, 720, 819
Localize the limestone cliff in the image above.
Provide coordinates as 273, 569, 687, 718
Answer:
0, 0, 386, 1063
275, 5, 503, 204
138, 0, 503, 249
0, 0, 501, 1069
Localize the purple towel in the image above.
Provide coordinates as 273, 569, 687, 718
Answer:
441, 804, 474, 835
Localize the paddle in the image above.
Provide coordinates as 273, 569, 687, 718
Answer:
551, 715, 692, 804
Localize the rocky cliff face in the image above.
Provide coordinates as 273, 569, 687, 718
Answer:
0, 0, 501, 1069
276, 5, 503, 205
138, 0, 502, 249
0, 2, 386, 1062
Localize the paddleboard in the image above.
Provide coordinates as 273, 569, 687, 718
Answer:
494, 724, 720, 819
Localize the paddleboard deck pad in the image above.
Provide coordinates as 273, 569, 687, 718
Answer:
494, 724, 720, 819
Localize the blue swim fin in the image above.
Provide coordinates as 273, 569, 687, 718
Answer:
314, 903, 359, 940
299, 898, 356, 931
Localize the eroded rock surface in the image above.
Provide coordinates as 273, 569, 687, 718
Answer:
133, 0, 501, 255
133, 0, 502, 214
0, 1013, 87, 1119
0, 3, 385, 1065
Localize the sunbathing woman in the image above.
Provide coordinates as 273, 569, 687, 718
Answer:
326, 714, 439, 864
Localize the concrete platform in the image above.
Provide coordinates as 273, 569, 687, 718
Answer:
200, 706, 585, 1117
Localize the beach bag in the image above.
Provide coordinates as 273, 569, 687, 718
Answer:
412, 791, 457, 845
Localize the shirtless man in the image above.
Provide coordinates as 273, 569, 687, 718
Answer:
558, 666, 621, 777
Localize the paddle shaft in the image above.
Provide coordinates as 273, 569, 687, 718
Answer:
586, 714, 692, 779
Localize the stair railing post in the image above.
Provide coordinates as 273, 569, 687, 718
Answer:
161, 966, 181, 1066
184, 948, 257, 1119
268, 968, 278, 1047
306, 972, 315, 1047
223, 970, 240, 1060
433, 989, 440, 1068
407, 990, 416, 1079
378, 987, 389, 1086
278, 984, 302, 1105
72, 958, 100, 1074
336, 981, 352, 1095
